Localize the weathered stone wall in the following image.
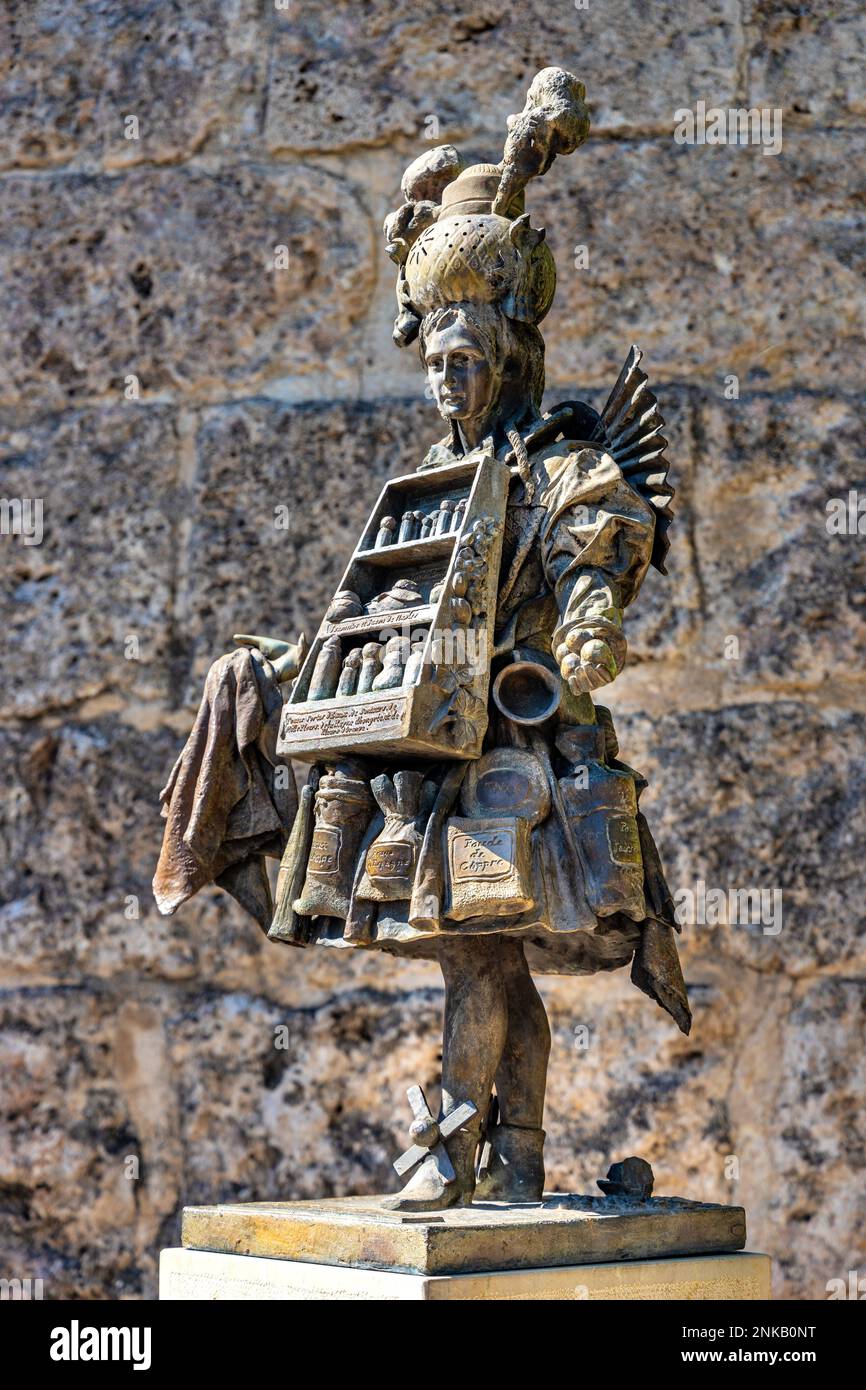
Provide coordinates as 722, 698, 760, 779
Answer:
1, 2, 864, 1300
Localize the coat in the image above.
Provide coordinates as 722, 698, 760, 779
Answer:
272, 433, 691, 1035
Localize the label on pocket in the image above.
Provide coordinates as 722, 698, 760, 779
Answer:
450, 828, 516, 882
308, 826, 341, 876
444, 816, 533, 921
365, 840, 414, 880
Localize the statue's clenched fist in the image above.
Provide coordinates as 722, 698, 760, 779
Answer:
556, 636, 618, 694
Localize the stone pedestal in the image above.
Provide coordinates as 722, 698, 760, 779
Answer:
161, 1246, 770, 1300
161, 1193, 770, 1301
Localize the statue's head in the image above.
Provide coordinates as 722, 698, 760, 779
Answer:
420, 302, 544, 436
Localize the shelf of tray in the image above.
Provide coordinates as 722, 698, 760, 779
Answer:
354, 533, 457, 567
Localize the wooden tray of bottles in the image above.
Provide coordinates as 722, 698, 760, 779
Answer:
276, 451, 510, 762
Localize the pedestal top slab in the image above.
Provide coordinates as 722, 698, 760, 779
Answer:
182, 1194, 747, 1277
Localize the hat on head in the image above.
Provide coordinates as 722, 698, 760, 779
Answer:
384, 69, 590, 346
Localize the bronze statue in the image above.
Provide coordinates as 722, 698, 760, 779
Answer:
154, 68, 690, 1213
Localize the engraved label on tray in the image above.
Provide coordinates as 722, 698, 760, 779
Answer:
308, 826, 341, 876
475, 770, 531, 811
365, 841, 414, 879
451, 828, 516, 883
324, 606, 432, 636
281, 696, 407, 741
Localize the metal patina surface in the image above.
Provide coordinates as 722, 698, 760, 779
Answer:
182, 1195, 747, 1277
156, 68, 696, 1216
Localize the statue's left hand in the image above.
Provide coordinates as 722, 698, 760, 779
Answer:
233, 632, 308, 684
556, 636, 618, 694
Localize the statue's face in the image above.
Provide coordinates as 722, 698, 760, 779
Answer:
423, 321, 497, 424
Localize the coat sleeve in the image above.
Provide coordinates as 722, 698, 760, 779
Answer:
537, 447, 656, 670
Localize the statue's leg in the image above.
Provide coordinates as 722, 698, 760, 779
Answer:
384, 934, 507, 1211
495, 938, 550, 1127
476, 937, 550, 1202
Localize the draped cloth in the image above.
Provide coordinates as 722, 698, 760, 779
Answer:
153, 649, 296, 930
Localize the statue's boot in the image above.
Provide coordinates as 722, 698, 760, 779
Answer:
382, 1123, 480, 1212
475, 1123, 546, 1202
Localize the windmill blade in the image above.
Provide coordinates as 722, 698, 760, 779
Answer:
439, 1100, 478, 1139
430, 1142, 456, 1183
393, 1143, 430, 1177
393, 1085, 439, 1174
407, 1085, 433, 1124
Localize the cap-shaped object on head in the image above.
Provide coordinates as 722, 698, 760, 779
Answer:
385, 69, 590, 343
404, 165, 556, 324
